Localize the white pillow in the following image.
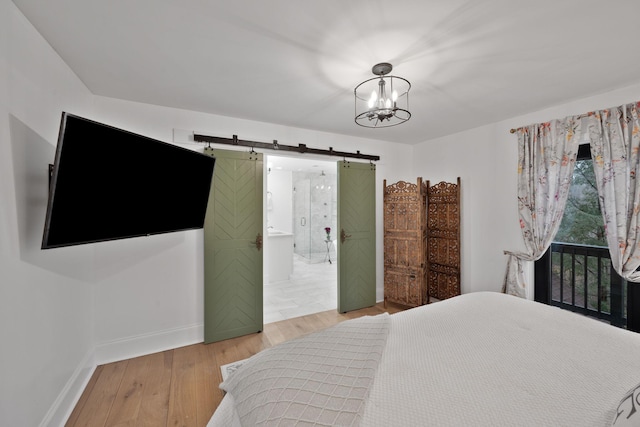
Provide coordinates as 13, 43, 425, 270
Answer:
220, 314, 389, 426
612, 383, 640, 426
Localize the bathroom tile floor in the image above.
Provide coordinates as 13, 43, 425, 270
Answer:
264, 255, 337, 324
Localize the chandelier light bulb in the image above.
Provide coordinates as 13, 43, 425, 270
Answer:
368, 91, 377, 108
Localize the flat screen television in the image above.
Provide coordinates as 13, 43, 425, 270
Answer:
41, 112, 216, 249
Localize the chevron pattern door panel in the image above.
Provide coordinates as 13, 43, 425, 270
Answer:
337, 161, 376, 313
203, 148, 263, 343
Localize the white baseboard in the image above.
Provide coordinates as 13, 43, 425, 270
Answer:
94, 322, 204, 365
39, 349, 95, 427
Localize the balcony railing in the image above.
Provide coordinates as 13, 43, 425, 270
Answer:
536, 242, 627, 328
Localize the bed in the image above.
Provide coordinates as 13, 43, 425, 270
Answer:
208, 292, 640, 426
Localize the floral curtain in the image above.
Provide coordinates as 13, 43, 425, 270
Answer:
503, 118, 581, 297
586, 102, 640, 282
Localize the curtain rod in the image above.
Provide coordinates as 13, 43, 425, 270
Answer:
193, 133, 380, 161
509, 112, 594, 134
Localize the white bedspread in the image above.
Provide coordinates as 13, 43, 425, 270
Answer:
209, 292, 640, 426
363, 292, 640, 426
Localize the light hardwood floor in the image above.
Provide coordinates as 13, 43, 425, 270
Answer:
66, 302, 407, 427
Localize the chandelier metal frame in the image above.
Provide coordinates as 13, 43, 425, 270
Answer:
354, 62, 411, 128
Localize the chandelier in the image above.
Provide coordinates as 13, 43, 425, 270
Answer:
354, 62, 411, 128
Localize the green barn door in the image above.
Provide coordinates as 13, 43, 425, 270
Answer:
337, 160, 376, 313
203, 148, 263, 343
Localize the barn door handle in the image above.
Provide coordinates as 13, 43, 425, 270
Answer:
250, 233, 263, 251
340, 228, 352, 244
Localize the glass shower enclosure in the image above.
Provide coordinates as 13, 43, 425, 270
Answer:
292, 170, 337, 263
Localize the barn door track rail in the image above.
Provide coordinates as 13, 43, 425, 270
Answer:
193, 133, 380, 162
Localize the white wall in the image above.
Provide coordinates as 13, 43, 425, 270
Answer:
90, 95, 415, 351
413, 84, 640, 297
1, 1, 95, 426
266, 169, 293, 233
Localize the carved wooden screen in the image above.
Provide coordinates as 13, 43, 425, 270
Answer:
426, 178, 461, 300
383, 178, 428, 308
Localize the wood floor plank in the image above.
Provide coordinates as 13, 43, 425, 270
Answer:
194, 343, 217, 426
104, 355, 149, 426
203, 344, 226, 422
67, 304, 409, 426
313, 308, 344, 327
262, 322, 287, 347
275, 315, 313, 341
67, 360, 128, 427
137, 351, 173, 427
305, 312, 335, 329
167, 345, 198, 427
210, 335, 243, 368
236, 329, 271, 359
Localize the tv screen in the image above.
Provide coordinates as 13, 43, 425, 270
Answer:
42, 112, 215, 249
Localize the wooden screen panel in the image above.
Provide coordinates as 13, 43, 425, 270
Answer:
384, 266, 425, 307
383, 179, 428, 307
426, 178, 461, 300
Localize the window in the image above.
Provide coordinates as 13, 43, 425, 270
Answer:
535, 144, 630, 329
554, 150, 606, 247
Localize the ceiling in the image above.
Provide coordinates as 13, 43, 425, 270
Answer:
12, 0, 640, 145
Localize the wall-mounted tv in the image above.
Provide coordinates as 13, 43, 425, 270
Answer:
42, 112, 215, 249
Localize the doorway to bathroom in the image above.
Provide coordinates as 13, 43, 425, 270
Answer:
264, 155, 337, 323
